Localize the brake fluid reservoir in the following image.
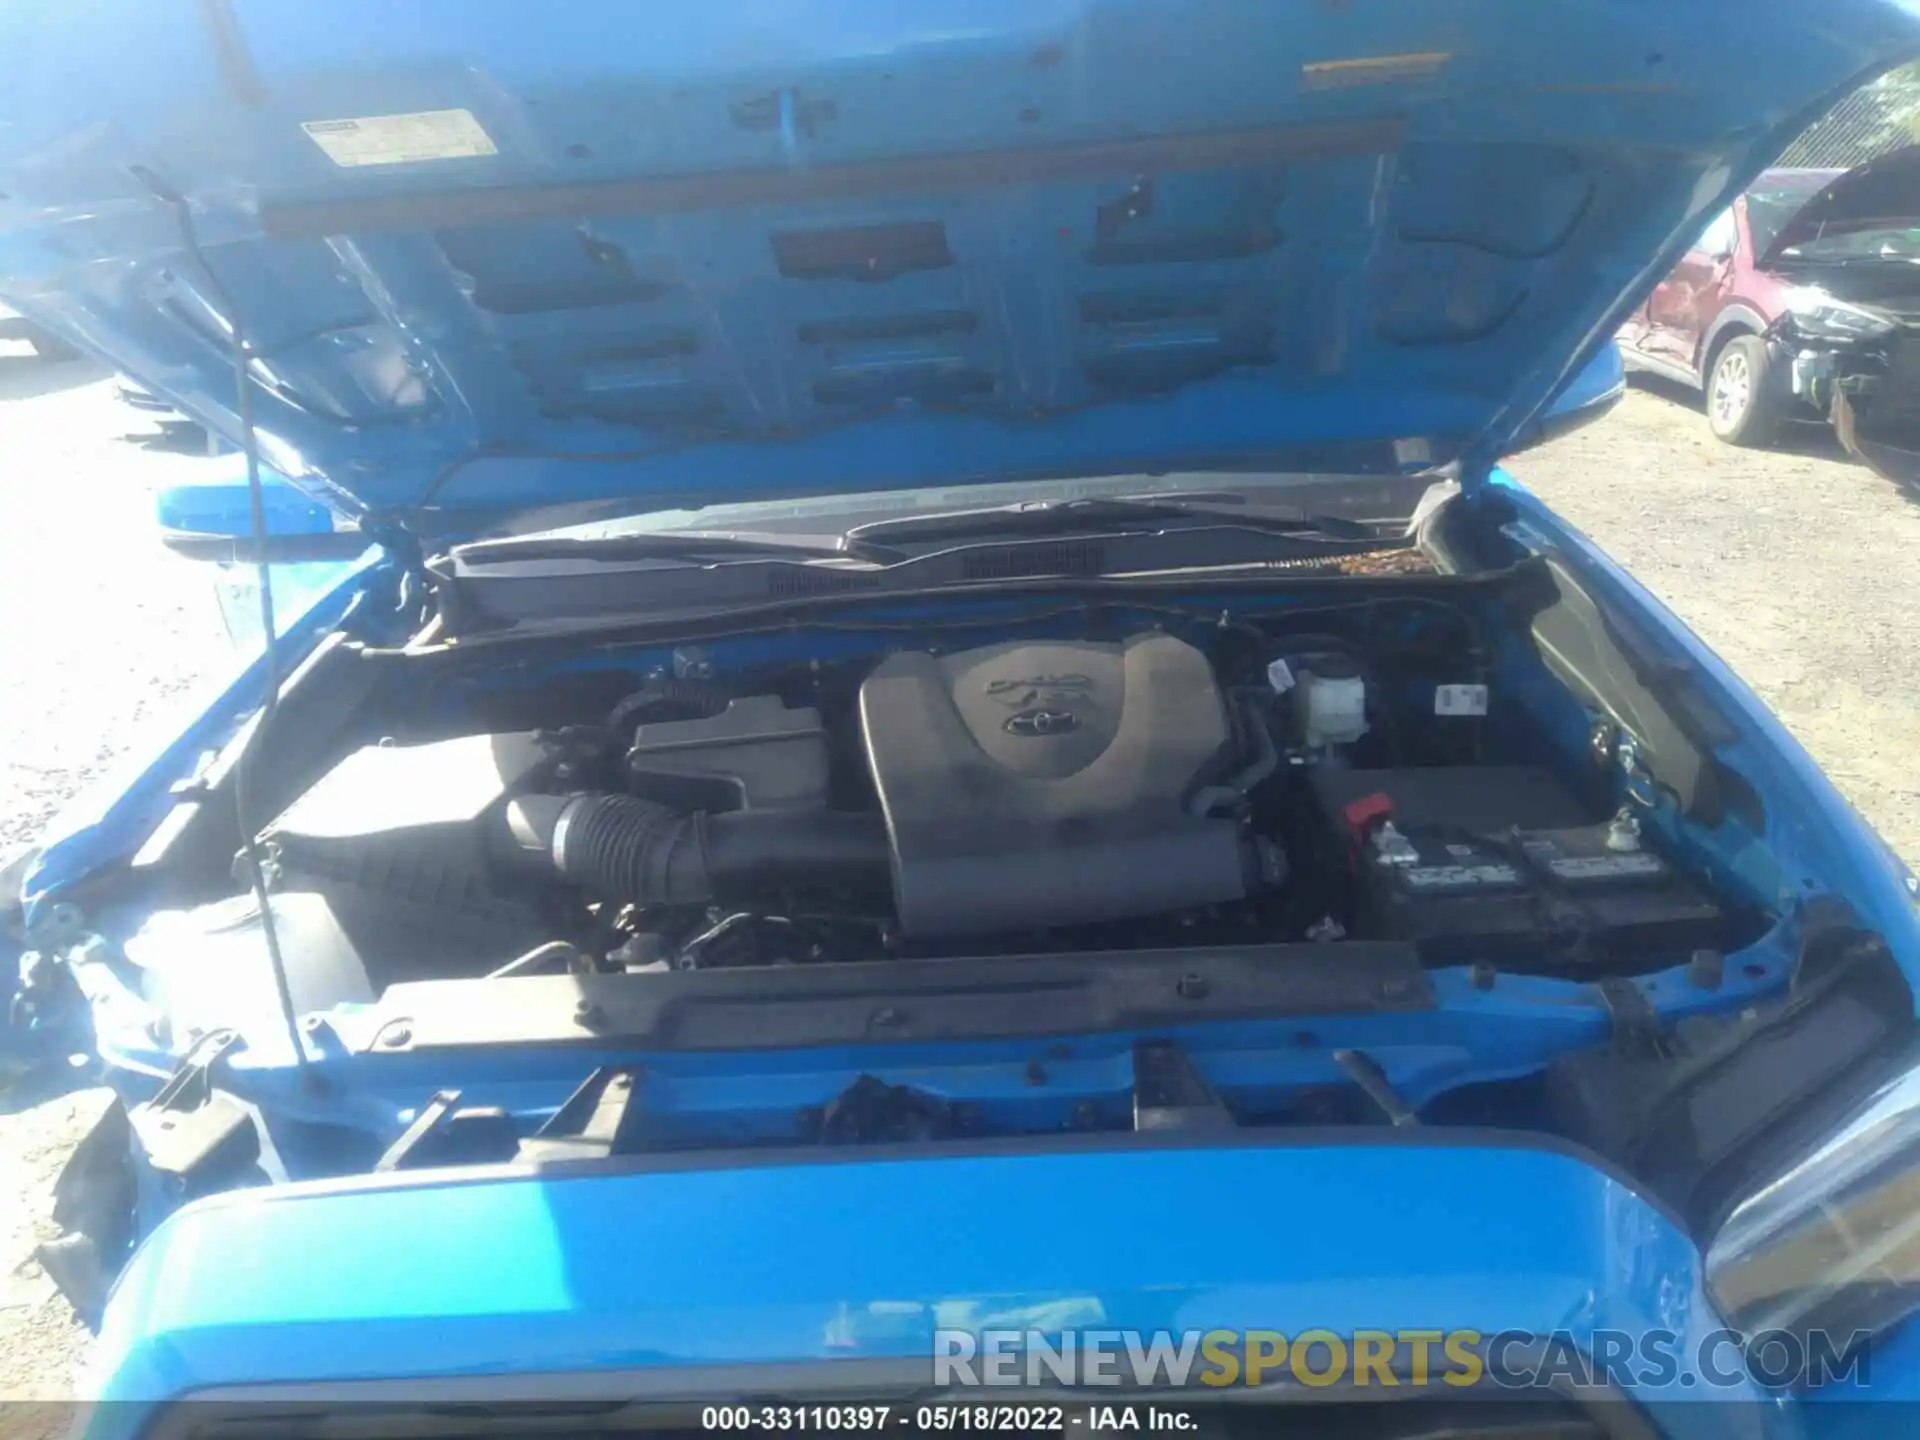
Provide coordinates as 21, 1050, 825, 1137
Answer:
1295, 656, 1368, 748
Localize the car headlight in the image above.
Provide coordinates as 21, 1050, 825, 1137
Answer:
1707, 1057, 1920, 1343
1782, 289, 1898, 340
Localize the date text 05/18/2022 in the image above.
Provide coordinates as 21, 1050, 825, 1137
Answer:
701, 1406, 1197, 1432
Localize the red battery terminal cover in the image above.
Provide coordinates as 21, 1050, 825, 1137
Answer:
1341, 791, 1395, 843
1340, 791, 1395, 865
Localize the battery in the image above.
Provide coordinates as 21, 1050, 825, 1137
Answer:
1306, 766, 1726, 971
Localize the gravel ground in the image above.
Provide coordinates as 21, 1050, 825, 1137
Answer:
0, 362, 1916, 1400
0, 359, 233, 1408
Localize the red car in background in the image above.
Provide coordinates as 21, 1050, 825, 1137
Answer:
1618, 147, 1920, 477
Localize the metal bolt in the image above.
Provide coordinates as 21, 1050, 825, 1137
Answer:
1688, 948, 1725, 991
1606, 807, 1643, 854
574, 999, 606, 1028
1469, 961, 1497, 992
871, 1006, 902, 1028
1177, 972, 1210, 1000
1589, 719, 1615, 762
1378, 976, 1413, 1001
380, 1025, 412, 1048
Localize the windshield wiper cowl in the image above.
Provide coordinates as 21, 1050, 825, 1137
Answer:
452, 530, 905, 568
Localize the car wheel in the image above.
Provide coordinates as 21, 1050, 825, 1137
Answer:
1706, 335, 1779, 447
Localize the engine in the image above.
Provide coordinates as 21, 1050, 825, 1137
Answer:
120, 623, 1735, 1015
859, 635, 1274, 936
310, 635, 1261, 911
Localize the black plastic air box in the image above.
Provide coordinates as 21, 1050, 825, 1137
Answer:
261, 731, 558, 971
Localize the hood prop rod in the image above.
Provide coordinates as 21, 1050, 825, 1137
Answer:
138, 167, 313, 1083
1334, 1048, 1419, 1128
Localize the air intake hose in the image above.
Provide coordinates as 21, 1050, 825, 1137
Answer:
493, 793, 889, 904
606, 678, 730, 737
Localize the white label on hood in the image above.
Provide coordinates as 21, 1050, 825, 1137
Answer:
1434, 683, 1489, 716
302, 109, 497, 167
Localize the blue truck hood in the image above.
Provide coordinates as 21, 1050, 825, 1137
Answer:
88, 1135, 1765, 1418
0, 0, 1915, 538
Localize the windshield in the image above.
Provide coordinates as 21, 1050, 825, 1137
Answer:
1779, 224, 1920, 262
1746, 177, 1839, 255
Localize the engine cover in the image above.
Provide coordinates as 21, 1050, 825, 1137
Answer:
858, 634, 1251, 936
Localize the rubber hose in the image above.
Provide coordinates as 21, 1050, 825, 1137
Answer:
494, 793, 889, 904
606, 678, 730, 736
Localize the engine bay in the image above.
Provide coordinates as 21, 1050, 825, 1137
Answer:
33, 489, 1920, 1327
124, 589, 1747, 1018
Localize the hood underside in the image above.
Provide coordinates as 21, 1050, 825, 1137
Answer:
0, 0, 1915, 535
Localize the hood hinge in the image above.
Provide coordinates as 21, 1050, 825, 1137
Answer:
363, 514, 428, 577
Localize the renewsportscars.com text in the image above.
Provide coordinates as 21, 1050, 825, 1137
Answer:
933, 1327, 1873, 1391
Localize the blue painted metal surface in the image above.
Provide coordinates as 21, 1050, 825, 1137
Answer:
1805, 1318, 1920, 1435
84, 1139, 1770, 1422
0, 1, 1914, 534
1506, 344, 1627, 455
154, 458, 336, 539
78, 929, 1802, 1145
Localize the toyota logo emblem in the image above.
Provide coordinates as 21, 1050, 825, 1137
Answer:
1003, 708, 1081, 737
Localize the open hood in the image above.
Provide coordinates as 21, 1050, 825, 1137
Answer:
1762, 142, 1920, 266
0, 1, 1915, 538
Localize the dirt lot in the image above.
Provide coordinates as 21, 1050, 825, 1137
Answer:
1, 362, 1917, 1398
0, 359, 234, 1405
